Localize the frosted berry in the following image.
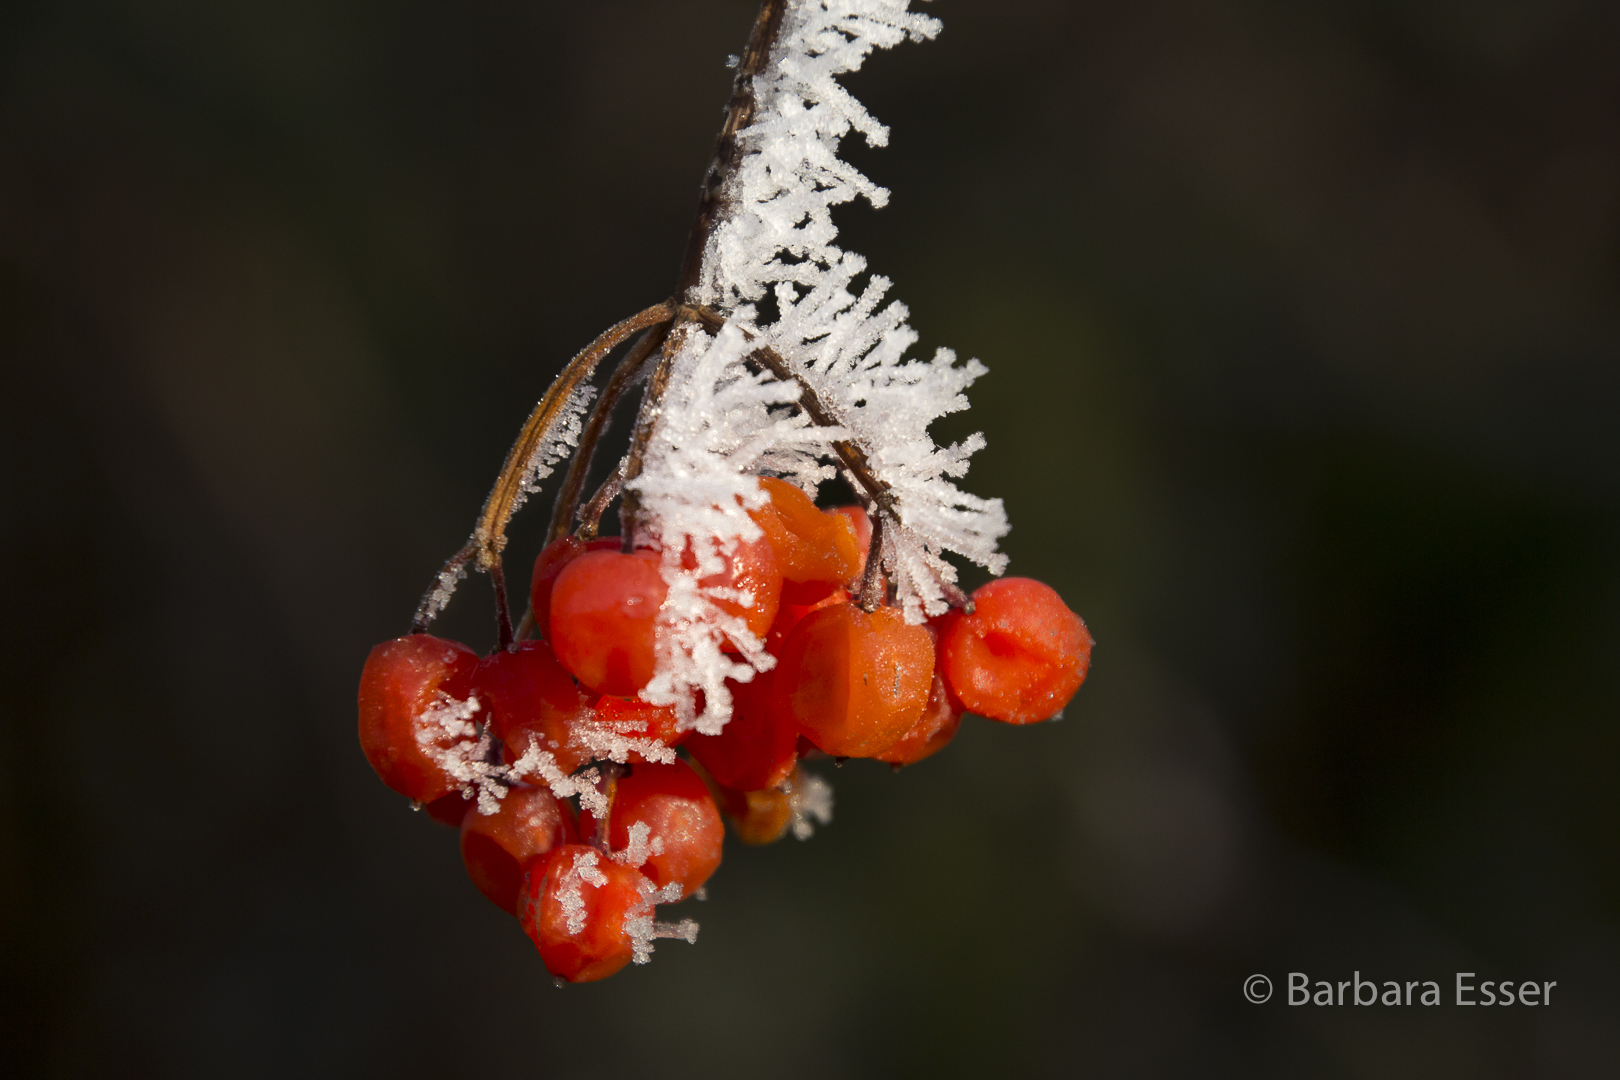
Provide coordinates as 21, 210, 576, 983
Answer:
751, 477, 861, 604
460, 786, 576, 915
685, 668, 799, 791
520, 845, 652, 984
475, 640, 594, 775
940, 577, 1092, 724
774, 603, 934, 758
590, 695, 687, 762
550, 549, 667, 696
357, 634, 479, 803
682, 532, 782, 644
583, 761, 723, 900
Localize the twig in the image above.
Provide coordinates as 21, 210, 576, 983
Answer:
857, 510, 888, 613
622, 0, 791, 535
545, 323, 669, 545
675, 0, 791, 302
578, 459, 627, 540
410, 301, 675, 634
471, 302, 675, 572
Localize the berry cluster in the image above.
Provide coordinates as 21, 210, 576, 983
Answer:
356, 0, 1093, 985
358, 481, 1090, 982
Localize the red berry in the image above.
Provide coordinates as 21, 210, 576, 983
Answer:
750, 477, 861, 604
765, 586, 850, 655
829, 504, 872, 573
774, 603, 934, 758
685, 668, 799, 791
582, 761, 723, 900
529, 535, 621, 642
681, 533, 782, 645
357, 634, 480, 803
590, 695, 688, 763
550, 549, 667, 696
460, 786, 577, 915
423, 791, 473, 828
940, 577, 1092, 724
475, 640, 595, 775
520, 844, 653, 983
874, 670, 963, 766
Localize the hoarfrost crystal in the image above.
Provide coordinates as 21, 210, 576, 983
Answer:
630, 0, 1009, 730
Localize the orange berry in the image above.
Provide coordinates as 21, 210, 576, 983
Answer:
685, 668, 799, 791
357, 634, 479, 804
476, 640, 595, 775
550, 549, 667, 696
521, 845, 651, 983
940, 577, 1092, 724
529, 535, 621, 642
460, 786, 577, 915
581, 761, 723, 900
773, 603, 934, 758
589, 695, 687, 763
680, 532, 782, 644
750, 477, 861, 604
874, 670, 963, 766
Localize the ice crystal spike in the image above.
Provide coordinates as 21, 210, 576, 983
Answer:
630, 0, 1007, 728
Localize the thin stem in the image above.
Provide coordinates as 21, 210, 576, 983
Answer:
578, 458, 627, 540
619, 321, 691, 540
409, 301, 674, 635
857, 510, 888, 613
545, 322, 670, 545
684, 304, 896, 511
491, 560, 514, 651
471, 302, 675, 572
621, 0, 791, 536
675, 0, 790, 301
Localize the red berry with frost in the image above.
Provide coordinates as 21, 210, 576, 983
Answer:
520, 844, 653, 984
357, 634, 480, 803
681, 532, 782, 644
773, 603, 934, 758
475, 640, 595, 775
589, 695, 687, 763
550, 549, 667, 696
939, 577, 1092, 724
685, 668, 799, 791
460, 786, 577, 915
582, 761, 723, 900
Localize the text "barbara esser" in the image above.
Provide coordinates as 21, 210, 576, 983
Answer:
1288, 973, 1556, 1006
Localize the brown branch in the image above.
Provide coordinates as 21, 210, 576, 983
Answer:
857, 509, 888, 613
545, 322, 670, 546
410, 301, 675, 635
471, 301, 676, 571
683, 303, 897, 512
621, 2, 792, 537
491, 560, 514, 651
675, 0, 791, 301
577, 459, 627, 541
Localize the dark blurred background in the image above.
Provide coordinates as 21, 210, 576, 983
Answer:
3, 0, 1618, 1075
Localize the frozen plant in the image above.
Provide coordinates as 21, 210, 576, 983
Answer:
357, 0, 1093, 985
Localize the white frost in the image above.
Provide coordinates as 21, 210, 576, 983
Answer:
633, 0, 1006, 728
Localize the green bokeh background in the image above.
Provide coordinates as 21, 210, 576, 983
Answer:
3, 1, 1617, 1076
